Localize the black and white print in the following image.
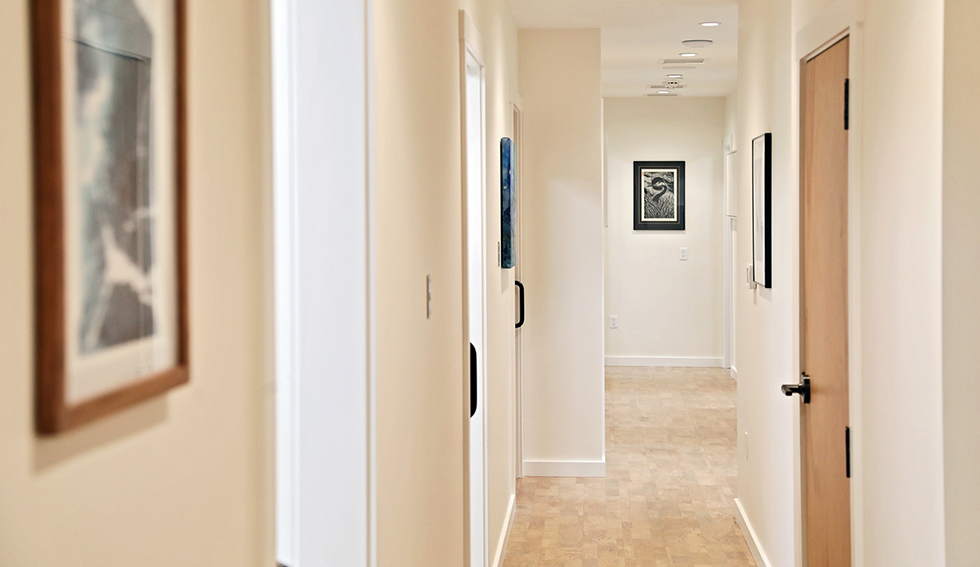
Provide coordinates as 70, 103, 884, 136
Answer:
75, 0, 156, 354
641, 169, 676, 222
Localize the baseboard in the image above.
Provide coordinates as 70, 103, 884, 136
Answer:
491, 493, 517, 567
730, 366, 738, 381
522, 459, 606, 477
604, 356, 725, 368
733, 498, 772, 567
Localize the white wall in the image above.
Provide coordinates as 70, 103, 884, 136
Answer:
372, 0, 521, 564
519, 29, 606, 476
603, 97, 726, 366
0, 0, 274, 565
734, 0, 952, 565
943, 3, 980, 564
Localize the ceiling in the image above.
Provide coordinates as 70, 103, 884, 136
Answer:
508, 0, 739, 98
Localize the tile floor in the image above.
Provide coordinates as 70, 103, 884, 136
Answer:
502, 366, 756, 567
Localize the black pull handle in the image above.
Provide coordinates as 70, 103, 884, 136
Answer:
515, 281, 525, 329
470, 343, 477, 417
781, 375, 811, 404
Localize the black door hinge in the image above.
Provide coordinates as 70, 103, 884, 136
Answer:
845, 426, 851, 478
844, 79, 850, 131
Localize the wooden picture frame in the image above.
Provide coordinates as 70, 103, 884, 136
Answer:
633, 161, 686, 231
31, 0, 188, 434
752, 133, 772, 288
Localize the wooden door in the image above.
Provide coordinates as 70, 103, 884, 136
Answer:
802, 36, 850, 567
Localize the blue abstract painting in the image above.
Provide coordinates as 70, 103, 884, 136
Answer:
501, 138, 516, 269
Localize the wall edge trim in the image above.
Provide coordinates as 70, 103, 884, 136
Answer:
523, 460, 606, 478
604, 356, 725, 368
491, 493, 517, 567
734, 497, 772, 567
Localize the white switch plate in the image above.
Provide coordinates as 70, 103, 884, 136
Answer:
679, 247, 688, 261
610, 316, 618, 329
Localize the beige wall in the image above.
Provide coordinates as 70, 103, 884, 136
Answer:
372, 0, 520, 564
0, 0, 274, 565
943, 0, 980, 564
734, 0, 951, 564
603, 97, 726, 364
519, 29, 605, 471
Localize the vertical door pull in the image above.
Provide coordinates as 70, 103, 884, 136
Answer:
515, 281, 525, 329
470, 343, 477, 417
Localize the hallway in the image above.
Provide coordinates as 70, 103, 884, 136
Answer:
504, 367, 754, 567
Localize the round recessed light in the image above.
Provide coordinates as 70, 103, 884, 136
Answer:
680, 53, 698, 57
683, 39, 714, 49
700, 21, 721, 27
666, 74, 684, 79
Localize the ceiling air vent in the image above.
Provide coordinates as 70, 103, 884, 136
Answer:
661, 58, 705, 65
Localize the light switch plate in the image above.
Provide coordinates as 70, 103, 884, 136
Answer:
679, 247, 688, 261
610, 316, 618, 329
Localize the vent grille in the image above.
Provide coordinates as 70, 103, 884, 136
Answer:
661, 58, 705, 65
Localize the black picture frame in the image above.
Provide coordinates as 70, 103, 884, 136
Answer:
633, 161, 686, 231
751, 133, 772, 288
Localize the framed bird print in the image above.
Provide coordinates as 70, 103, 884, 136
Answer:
31, 0, 188, 433
633, 161, 686, 231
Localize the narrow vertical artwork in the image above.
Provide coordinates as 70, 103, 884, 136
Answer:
501, 137, 516, 269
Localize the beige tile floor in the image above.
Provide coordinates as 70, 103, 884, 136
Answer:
503, 366, 756, 567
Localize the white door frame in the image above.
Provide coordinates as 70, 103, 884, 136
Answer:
794, 2, 865, 565
512, 98, 524, 480
272, 0, 375, 565
460, 10, 488, 567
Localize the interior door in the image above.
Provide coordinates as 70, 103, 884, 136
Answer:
513, 103, 524, 479
801, 36, 851, 567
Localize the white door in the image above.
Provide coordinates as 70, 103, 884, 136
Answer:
462, 41, 488, 567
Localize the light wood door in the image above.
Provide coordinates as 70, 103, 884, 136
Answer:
802, 36, 850, 567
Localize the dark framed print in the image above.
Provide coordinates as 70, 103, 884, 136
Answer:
752, 133, 772, 288
501, 137, 516, 269
633, 161, 685, 231
32, 0, 188, 433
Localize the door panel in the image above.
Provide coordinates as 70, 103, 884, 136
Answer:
802, 36, 850, 567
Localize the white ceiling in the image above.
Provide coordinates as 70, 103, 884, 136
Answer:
508, 0, 739, 98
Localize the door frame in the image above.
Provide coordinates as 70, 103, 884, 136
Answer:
271, 0, 375, 565
512, 97, 524, 480
459, 10, 489, 567
794, 3, 865, 566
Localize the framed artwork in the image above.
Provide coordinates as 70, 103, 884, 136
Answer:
633, 161, 686, 231
752, 133, 772, 288
501, 137, 516, 269
31, 0, 188, 433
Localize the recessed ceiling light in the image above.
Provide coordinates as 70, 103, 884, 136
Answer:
680, 53, 698, 57
667, 74, 683, 78
658, 91, 670, 94
701, 22, 721, 27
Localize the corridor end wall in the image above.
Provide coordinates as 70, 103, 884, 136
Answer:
603, 97, 727, 367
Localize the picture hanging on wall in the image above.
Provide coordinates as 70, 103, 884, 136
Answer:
752, 133, 773, 288
501, 137, 516, 269
31, 0, 189, 433
633, 161, 686, 231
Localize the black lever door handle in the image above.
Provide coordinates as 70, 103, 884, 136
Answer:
470, 343, 477, 417
781, 375, 811, 404
515, 281, 525, 329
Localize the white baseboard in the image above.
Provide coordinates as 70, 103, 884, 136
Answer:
730, 366, 738, 381
733, 497, 772, 567
522, 460, 606, 478
605, 356, 725, 368
491, 493, 516, 567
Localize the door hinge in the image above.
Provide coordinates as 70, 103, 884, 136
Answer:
845, 426, 851, 478
844, 78, 850, 131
